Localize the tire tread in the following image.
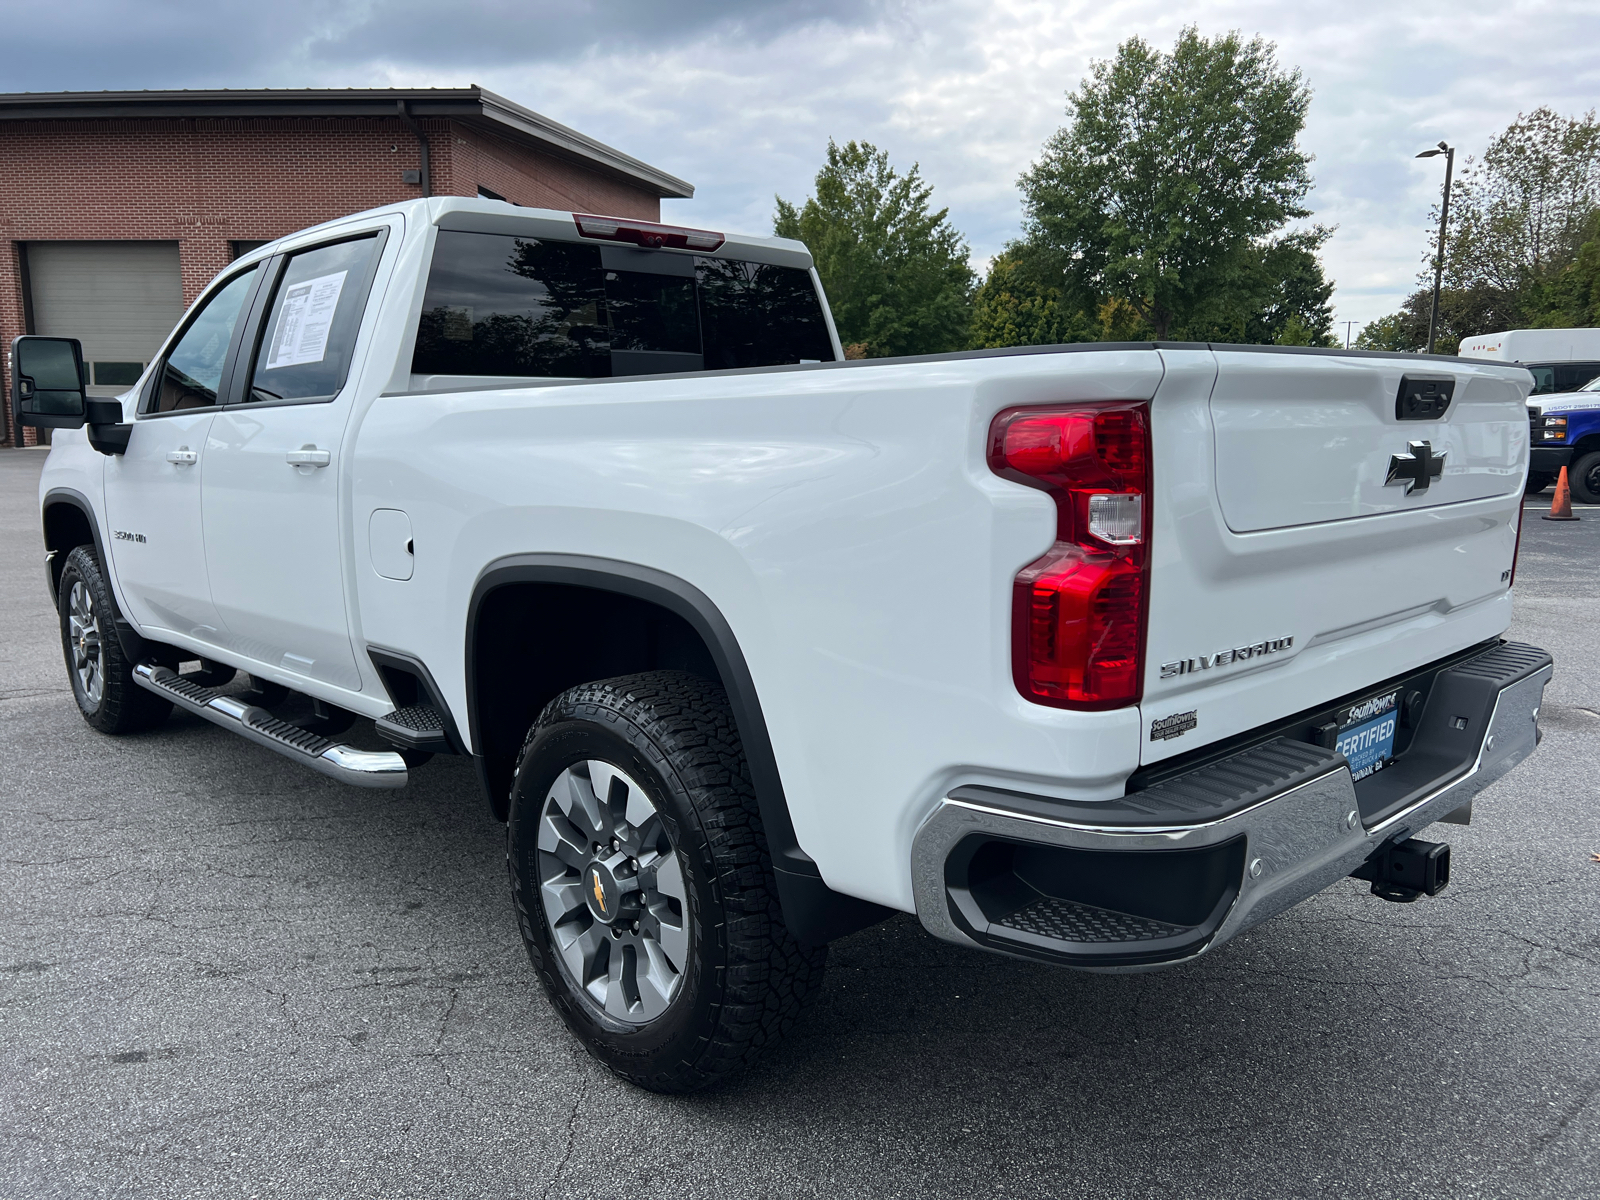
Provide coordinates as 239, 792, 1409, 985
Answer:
58, 545, 170, 735
508, 670, 826, 1093
1569, 450, 1600, 505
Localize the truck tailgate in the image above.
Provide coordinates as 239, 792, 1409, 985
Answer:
1139, 348, 1531, 766
1209, 351, 1524, 531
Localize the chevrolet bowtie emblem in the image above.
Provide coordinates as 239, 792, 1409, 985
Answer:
591, 869, 606, 914
1385, 439, 1446, 495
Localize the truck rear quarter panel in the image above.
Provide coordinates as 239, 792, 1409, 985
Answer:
350, 350, 1164, 911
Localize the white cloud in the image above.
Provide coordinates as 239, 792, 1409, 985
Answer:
19, 0, 1600, 333
465, 0, 1600, 331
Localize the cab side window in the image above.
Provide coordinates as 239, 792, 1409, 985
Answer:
1554, 362, 1600, 393
245, 235, 381, 403
150, 266, 258, 413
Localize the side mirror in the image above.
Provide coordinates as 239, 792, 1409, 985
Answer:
11, 336, 87, 433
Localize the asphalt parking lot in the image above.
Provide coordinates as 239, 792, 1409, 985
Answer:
3, 446, 1599, 1200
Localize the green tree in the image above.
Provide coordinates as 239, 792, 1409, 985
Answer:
1018, 27, 1318, 341
1357, 282, 1532, 357
1355, 310, 1424, 353
970, 246, 1165, 349
775, 140, 975, 357
970, 230, 1336, 351
969, 245, 1095, 347
1519, 208, 1600, 328
1369, 107, 1600, 347
1243, 231, 1338, 345
1440, 107, 1600, 300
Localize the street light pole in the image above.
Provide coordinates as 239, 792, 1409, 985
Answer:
1416, 141, 1455, 354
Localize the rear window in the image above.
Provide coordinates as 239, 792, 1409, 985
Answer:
412, 231, 835, 380
247, 234, 383, 403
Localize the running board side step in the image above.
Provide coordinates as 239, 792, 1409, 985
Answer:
132, 663, 408, 789
373, 703, 451, 753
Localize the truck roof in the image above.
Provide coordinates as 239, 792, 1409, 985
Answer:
241, 196, 816, 272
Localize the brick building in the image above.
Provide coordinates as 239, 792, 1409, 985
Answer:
0, 87, 693, 444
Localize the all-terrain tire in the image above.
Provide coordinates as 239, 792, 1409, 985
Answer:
506, 670, 827, 1093
1568, 451, 1600, 505
57, 545, 171, 735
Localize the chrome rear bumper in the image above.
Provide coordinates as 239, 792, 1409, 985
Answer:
911, 641, 1552, 971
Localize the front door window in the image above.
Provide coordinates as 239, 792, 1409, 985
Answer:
151, 267, 258, 413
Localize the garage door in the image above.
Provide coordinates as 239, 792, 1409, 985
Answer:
27, 241, 184, 398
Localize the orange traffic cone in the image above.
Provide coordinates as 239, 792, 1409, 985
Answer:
1543, 465, 1580, 521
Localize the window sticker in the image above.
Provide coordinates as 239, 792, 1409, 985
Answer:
264, 270, 348, 369
442, 306, 474, 340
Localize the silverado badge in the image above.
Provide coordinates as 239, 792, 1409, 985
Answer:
1160, 635, 1294, 680
591, 868, 607, 916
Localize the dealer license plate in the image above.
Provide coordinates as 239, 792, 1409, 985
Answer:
1334, 689, 1400, 782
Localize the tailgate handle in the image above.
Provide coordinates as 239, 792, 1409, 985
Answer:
1396, 376, 1454, 421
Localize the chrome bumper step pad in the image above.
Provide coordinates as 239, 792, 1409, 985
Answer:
133, 663, 408, 789
998, 896, 1193, 944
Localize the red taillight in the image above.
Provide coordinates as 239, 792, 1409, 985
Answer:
989, 404, 1152, 709
573, 213, 725, 252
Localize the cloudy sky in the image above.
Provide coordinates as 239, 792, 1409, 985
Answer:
9, 0, 1600, 332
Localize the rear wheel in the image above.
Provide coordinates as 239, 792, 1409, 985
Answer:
57, 545, 170, 735
506, 671, 826, 1093
1568, 451, 1600, 505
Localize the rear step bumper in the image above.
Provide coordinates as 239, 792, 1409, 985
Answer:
132, 664, 409, 789
911, 640, 1552, 971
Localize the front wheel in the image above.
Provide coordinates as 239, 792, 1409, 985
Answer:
506, 671, 826, 1093
1568, 451, 1600, 505
57, 545, 170, 734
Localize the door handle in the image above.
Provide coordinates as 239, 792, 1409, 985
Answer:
166, 447, 198, 466
286, 446, 331, 468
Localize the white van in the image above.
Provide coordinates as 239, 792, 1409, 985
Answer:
1457, 328, 1600, 395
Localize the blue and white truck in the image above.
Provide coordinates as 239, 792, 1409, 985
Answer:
1458, 328, 1600, 499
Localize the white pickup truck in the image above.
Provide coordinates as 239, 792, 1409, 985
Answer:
16, 197, 1551, 1092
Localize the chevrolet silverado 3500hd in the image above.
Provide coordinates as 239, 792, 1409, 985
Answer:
15, 198, 1551, 1092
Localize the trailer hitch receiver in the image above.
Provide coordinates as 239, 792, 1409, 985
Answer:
1350, 837, 1450, 903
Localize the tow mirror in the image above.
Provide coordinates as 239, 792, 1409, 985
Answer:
11, 336, 87, 433
11, 335, 132, 454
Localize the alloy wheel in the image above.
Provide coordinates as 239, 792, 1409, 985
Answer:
67, 579, 104, 708
536, 759, 691, 1023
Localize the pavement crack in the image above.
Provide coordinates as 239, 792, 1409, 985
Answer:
541, 1068, 589, 1200
434, 987, 460, 1048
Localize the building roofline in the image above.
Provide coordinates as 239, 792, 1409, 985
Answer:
0, 86, 694, 199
